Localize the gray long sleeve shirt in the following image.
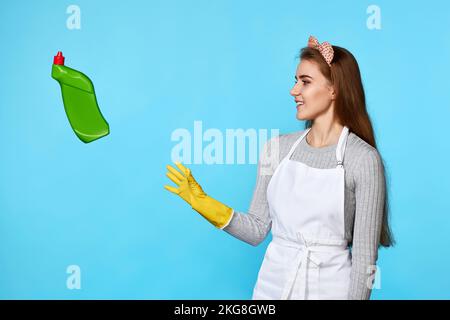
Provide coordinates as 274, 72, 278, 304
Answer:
223, 129, 385, 300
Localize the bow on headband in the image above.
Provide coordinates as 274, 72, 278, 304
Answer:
307, 35, 334, 67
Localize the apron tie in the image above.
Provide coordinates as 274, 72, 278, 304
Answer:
280, 233, 322, 300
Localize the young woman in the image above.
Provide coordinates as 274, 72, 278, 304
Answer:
164, 35, 395, 300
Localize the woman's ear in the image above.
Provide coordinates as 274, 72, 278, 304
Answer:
328, 85, 336, 101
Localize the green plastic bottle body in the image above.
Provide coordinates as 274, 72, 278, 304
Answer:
52, 64, 109, 143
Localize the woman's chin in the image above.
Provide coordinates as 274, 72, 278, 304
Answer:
296, 110, 305, 120
296, 108, 314, 121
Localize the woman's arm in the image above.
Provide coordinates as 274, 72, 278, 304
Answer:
222, 136, 281, 246
348, 148, 386, 300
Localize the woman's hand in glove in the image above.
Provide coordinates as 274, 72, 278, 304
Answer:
164, 161, 234, 229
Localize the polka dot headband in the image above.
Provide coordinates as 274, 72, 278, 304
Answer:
307, 35, 334, 67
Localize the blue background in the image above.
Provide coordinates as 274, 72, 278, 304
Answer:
0, 0, 449, 299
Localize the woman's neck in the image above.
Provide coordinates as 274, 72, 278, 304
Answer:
307, 122, 343, 148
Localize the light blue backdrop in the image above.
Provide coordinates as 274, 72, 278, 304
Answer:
1, 0, 449, 299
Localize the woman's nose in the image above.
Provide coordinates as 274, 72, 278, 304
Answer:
290, 83, 301, 96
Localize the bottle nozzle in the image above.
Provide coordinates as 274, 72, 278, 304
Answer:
53, 51, 65, 65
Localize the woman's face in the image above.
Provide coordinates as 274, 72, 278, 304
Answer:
290, 59, 335, 121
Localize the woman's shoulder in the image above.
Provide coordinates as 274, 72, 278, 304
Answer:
258, 130, 306, 173
346, 132, 383, 166
268, 129, 306, 146
261, 130, 304, 153
347, 132, 375, 151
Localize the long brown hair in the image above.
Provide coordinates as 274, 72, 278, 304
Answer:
298, 46, 395, 248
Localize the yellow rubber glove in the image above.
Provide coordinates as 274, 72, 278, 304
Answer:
164, 161, 234, 229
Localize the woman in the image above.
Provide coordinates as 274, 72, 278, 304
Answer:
164, 35, 395, 300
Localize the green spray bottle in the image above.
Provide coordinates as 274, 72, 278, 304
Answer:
51, 51, 109, 143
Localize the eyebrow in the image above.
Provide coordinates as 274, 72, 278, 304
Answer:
295, 74, 313, 80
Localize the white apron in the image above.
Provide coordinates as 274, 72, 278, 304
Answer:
252, 126, 352, 300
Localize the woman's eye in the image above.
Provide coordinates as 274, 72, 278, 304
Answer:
294, 79, 309, 85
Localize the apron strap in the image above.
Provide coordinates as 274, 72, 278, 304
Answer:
286, 128, 311, 160
286, 126, 350, 168
335, 126, 350, 168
